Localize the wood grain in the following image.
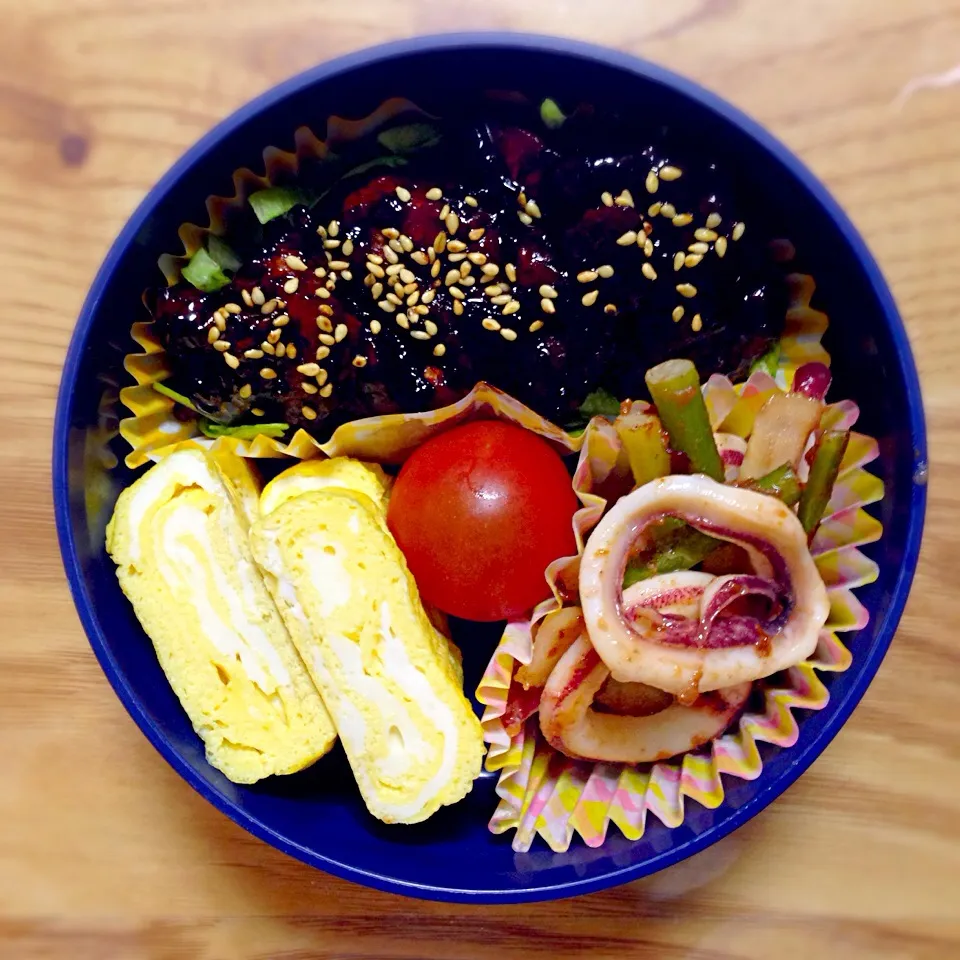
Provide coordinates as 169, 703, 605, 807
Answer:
2, 0, 959, 957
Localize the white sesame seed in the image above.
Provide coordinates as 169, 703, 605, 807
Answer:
285, 255, 308, 271
500, 327, 518, 341
297, 362, 320, 376
251, 287, 265, 306
540, 284, 559, 298
260, 367, 278, 380
224, 302, 241, 314
352, 355, 368, 368
467, 251, 487, 266
715, 236, 728, 258
604, 303, 618, 315
733, 222, 746, 241
316, 346, 330, 361
468, 228, 485, 241
582, 289, 600, 306
615, 190, 635, 208
447, 253, 467, 263
439, 203, 450, 221
239, 384, 252, 399
577, 270, 598, 284
318, 334, 335, 346
207, 326, 220, 344
212, 339, 230, 352
334, 323, 347, 342
328, 220, 340, 238
383, 245, 399, 264
694, 228, 718, 243
320, 383, 333, 398
433, 232, 447, 254
691, 313, 703, 332
685, 253, 703, 268
659, 165, 682, 182
505, 263, 517, 283
465, 195, 478, 207
645, 170, 659, 193
261, 299, 278, 314
378, 300, 396, 313
316, 288, 331, 299
447, 240, 467, 253
283, 277, 300, 294
641, 263, 657, 281
425, 320, 438, 336
647, 202, 663, 218
224, 353, 239, 369
601, 191, 614, 207
410, 330, 431, 341
433, 343, 446, 357
395, 186, 412, 203
446, 212, 460, 234
673, 251, 685, 271
525, 199, 542, 219
706, 213, 722, 230
450, 287, 466, 300
597, 264, 615, 278
396, 315, 410, 329
422, 289, 436, 304
491, 294, 511, 306
541, 298, 556, 314
528, 319, 544, 332
452, 299, 464, 316
617, 231, 638, 246
241, 289, 253, 307
426, 187, 443, 201
689, 242, 709, 254
398, 268, 415, 285
431, 259, 441, 278
302, 382, 318, 394
244, 348, 263, 360
676, 283, 698, 298
323, 239, 341, 250
482, 317, 501, 331
644, 238, 654, 257
261, 342, 275, 355
517, 211, 533, 226
672, 306, 684, 322
387, 292, 403, 305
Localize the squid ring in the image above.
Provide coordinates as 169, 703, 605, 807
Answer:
579, 475, 829, 696
539, 633, 751, 763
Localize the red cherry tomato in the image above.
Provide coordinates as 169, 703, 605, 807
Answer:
387, 421, 579, 622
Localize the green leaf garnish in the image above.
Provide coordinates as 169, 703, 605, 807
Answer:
206, 235, 242, 272
341, 155, 409, 180
248, 186, 309, 224
198, 420, 290, 440
377, 123, 442, 154
540, 98, 567, 129
153, 380, 198, 411
579, 388, 621, 419
750, 342, 781, 378
181, 247, 231, 292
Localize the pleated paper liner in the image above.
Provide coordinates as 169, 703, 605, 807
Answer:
476, 372, 883, 853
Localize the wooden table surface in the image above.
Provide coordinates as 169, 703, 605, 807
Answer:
3, 0, 959, 957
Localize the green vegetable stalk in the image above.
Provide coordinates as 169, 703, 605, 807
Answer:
645, 359, 724, 482
616, 408, 670, 487
798, 431, 850, 537
740, 463, 801, 506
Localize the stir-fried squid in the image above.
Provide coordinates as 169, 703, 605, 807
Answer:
539, 633, 752, 763
580, 475, 829, 696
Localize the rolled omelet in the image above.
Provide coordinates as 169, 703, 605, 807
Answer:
105, 448, 337, 784
250, 489, 484, 824
260, 457, 462, 685
259, 458, 391, 517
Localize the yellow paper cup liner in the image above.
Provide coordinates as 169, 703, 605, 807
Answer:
476, 298, 883, 853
